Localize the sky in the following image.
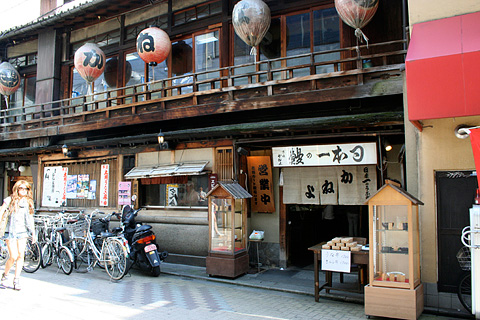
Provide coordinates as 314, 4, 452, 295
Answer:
0, 0, 95, 33
0, 0, 40, 32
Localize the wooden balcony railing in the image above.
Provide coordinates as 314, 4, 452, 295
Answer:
0, 40, 407, 139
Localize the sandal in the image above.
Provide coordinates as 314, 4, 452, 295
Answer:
13, 278, 20, 291
0, 273, 7, 282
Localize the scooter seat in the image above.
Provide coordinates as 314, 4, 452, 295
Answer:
100, 231, 114, 238
136, 225, 152, 232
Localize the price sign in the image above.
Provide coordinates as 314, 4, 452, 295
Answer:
321, 249, 351, 273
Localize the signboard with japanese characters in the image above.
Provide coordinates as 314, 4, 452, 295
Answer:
272, 143, 377, 167
61, 167, 68, 206
321, 249, 351, 273
118, 181, 131, 206
42, 166, 64, 207
99, 164, 109, 207
166, 184, 179, 206
283, 165, 377, 205
247, 156, 275, 213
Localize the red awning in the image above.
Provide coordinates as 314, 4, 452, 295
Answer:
406, 11, 480, 121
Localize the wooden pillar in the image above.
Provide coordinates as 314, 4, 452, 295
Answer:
36, 28, 62, 116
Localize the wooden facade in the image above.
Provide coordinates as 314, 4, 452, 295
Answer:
0, 0, 408, 269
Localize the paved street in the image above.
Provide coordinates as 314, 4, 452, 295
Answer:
0, 265, 461, 320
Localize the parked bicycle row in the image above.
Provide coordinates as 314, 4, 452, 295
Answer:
1, 205, 168, 282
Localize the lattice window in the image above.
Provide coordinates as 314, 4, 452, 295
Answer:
215, 147, 233, 181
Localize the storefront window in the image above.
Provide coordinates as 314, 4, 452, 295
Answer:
9, 75, 36, 121
141, 175, 209, 207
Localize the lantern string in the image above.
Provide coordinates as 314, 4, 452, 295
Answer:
250, 46, 257, 56
354, 28, 369, 48
4, 95, 8, 110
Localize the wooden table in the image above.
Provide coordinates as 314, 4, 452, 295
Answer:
308, 243, 369, 302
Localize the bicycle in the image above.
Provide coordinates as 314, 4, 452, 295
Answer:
36, 212, 76, 275
71, 209, 128, 281
458, 225, 473, 314
0, 236, 41, 273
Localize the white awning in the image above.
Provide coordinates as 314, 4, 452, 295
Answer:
124, 161, 209, 179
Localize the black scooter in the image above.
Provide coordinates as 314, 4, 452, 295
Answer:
120, 205, 168, 277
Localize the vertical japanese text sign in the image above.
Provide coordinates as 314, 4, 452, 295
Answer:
100, 164, 109, 207
247, 156, 275, 213
61, 167, 68, 206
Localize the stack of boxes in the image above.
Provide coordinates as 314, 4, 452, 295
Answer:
321, 237, 363, 251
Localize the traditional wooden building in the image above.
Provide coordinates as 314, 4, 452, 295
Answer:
0, 0, 406, 276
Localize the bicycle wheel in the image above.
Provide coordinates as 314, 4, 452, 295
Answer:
73, 238, 92, 272
0, 239, 9, 266
41, 242, 54, 268
23, 239, 41, 273
102, 238, 127, 281
58, 247, 73, 275
458, 271, 472, 314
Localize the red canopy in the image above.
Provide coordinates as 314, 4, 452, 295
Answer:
406, 12, 480, 121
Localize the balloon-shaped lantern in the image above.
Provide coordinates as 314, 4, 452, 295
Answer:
0, 62, 20, 97
136, 26, 171, 66
335, 0, 379, 45
74, 43, 106, 83
232, 0, 271, 55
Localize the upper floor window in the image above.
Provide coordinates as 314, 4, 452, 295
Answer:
173, 1, 221, 26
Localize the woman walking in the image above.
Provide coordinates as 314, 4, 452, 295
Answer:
0, 180, 36, 290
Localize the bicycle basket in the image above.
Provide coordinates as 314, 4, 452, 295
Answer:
91, 219, 108, 235
69, 219, 88, 238
456, 246, 471, 271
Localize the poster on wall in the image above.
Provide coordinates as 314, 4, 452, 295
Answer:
100, 164, 109, 207
77, 174, 90, 198
166, 184, 179, 206
66, 175, 78, 199
42, 166, 64, 207
88, 180, 97, 200
247, 156, 275, 213
118, 181, 131, 206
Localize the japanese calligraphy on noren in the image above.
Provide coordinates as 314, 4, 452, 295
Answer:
247, 156, 275, 213
272, 143, 377, 167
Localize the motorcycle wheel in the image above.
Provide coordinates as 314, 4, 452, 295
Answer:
151, 265, 161, 277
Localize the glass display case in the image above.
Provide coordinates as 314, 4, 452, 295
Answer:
365, 180, 424, 320
206, 181, 251, 278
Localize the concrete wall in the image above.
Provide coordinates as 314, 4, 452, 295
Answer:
408, 0, 480, 25
407, 115, 478, 283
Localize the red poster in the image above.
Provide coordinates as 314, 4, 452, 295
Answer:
247, 156, 275, 213
100, 164, 109, 207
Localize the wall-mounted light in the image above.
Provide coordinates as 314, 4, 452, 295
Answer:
157, 130, 169, 150
384, 139, 393, 152
18, 165, 26, 173
62, 144, 78, 158
62, 144, 69, 156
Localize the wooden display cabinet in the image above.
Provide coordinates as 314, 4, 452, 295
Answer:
365, 180, 424, 320
206, 181, 251, 278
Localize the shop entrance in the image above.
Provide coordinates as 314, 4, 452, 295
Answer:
287, 204, 368, 267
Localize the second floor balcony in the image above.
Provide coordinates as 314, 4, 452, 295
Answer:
0, 39, 406, 143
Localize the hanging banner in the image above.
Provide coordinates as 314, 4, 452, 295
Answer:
61, 167, 68, 206
118, 181, 131, 206
469, 128, 480, 188
273, 142, 377, 167
282, 165, 377, 205
42, 166, 63, 207
100, 164, 109, 207
247, 156, 275, 213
